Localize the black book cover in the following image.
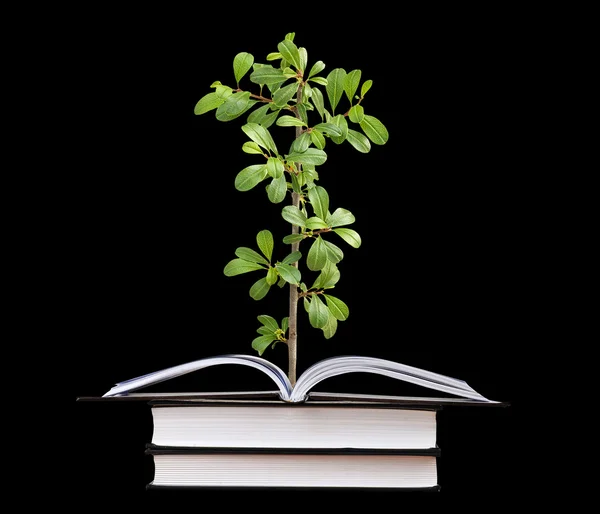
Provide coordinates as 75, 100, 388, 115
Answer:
77, 391, 509, 408
145, 443, 442, 456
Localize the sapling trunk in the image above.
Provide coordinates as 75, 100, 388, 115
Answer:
287, 190, 300, 386
287, 90, 304, 386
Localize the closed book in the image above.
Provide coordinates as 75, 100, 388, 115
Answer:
148, 402, 438, 449
145, 444, 441, 490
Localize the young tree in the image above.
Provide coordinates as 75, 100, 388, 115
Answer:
195, 33, 388, 384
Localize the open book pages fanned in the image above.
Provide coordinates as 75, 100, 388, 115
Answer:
102, 354, 498, 404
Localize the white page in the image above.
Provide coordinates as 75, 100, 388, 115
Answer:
102, 353, 493, 403
291, 356, 492, 402
103, 354, 292, 399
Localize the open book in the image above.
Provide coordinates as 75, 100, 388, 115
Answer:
102, 354, 497, 404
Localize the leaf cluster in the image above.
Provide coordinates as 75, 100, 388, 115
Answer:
195, 33, 388, 354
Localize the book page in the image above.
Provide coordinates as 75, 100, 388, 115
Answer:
102, 354, 293, 400
101, 353, 494, 404
291, 356, 493, 403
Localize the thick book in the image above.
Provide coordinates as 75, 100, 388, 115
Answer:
144, 444, 442, 490
94, 353, 503, 405
148, 402, 439, 449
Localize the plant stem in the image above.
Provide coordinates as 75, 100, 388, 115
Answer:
287, 190, 300, 386
287, 85, 304, 386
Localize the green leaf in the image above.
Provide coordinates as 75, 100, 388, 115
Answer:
224, 258, 265, 276
260, 111, 280, 129
242, 141, 264, 155
277, 39, 301, 70
327, 207, 355, 227
313, 122, 343, 137
329, 114, 348, 144
275, 262, 301, 284
283, 233, 304, 244
359, 115, 389, 145
257, 314, 279, 331
307, 236, 327, 271
256, 230, 274, 261
250, 277, 271, 300
252, 335, 276, 355
235, 247, 270, 265
312, 261, 340, 289
321, 310, 338, 339
303, 82, 313, 99
266, 157, 284, 179
234, 164, 267, 191
266, 267, 279, 286
348, 105, 364, 123
242, 123, 278, 154
233, 52, 254, 84
323, 239, 344, 263
281, 205, 307, 227
309, 76, 328, 86
281, 250, 301, 265
333, 228, 362, 248
273, 82, 299, 108
257, 326, 274, 336
281, 317, 289, 333
308, 294, 329, 329
247, 103, 279, 126
291, 172, 304, 194
307, 185, 329, 221
276, 115, 306, 127
266, 52, 282, 61
297, 102, 309, 126
299, 47, 307, 71
324, 294, 349, 321
326, 68, 346, 114
308, 60, 326, 79
290, 132, 311, 153
344, 69, 361, 102
310, 130, 326, 150
303, 297, 310, 313
311, 87, 325, 119
213, 84, 233, 98
306, 217, 329, 230
286, 148, 327, 166
266, 174, 287, 204
346, 129, 371, 153
361, 79, 373, 97
250, 65, 286, 86
194, 92, 225, 115
215, 91, 253, 121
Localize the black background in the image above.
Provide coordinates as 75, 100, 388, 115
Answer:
73, 8, 532, 510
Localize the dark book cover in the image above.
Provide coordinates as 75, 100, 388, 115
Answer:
77, 391, 509, 408
145, 443, 443, 456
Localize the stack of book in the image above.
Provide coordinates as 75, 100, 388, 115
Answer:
78, 354, 506, 490
145, 399, 441, 490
